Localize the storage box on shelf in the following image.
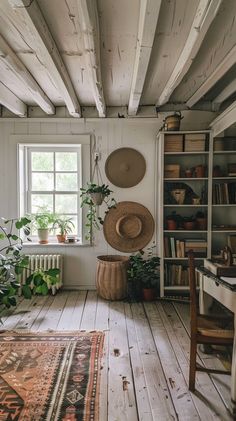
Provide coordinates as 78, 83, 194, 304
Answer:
157, 130, 211, 298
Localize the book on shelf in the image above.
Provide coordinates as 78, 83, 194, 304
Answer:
170, 237, 176, 258
164, 237, 207, 258
164, 263, 189, 286
213, 182, 236, 204
164, 237, 185, 258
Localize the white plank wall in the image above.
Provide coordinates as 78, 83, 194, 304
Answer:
1, 291, 233, 421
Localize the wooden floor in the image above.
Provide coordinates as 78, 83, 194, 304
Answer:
1, 291, 234, 420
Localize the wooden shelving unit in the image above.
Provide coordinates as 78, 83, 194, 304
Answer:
157, 131, 236, 297
156, 130, 212, 297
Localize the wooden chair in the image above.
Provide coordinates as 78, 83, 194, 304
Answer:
188, 251, 234, 391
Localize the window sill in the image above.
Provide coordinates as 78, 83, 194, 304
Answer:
22, 242, 91, 248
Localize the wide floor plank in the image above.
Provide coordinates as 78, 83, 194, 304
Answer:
1, 292, 233, 421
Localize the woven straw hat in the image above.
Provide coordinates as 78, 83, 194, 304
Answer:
103, 201, 154, 252
105, 148, 146, 188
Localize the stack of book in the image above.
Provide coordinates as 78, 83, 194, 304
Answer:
185, 239, 207, 257
164, 263, 189, 286
184, 134, 206, 152
164, 237, 207, 258
164, 135, 183, 152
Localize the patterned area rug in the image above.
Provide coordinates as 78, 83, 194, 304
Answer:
0, 331, 104, 421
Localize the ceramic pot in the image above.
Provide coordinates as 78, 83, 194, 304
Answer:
183, 221, 195, 230
57, 234, 66, 243
196, 218, 207, 230
142, 288, 156, 301
37, 228, 49, 244
166, 219, 177, 230
195, 165, 205, 178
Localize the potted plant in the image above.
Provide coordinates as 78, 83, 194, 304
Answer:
80, 183, 113, 206
32, 211, 55, 244
195, 211, 207, 230
127, 247, 160, 302
53, 216, 75, 243
166, 211, 182, 230
0, 216, 60, 318
183, 215, 196, 230
80, 182, 116, 241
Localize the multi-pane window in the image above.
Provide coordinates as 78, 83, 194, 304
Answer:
26, 146, 81, 239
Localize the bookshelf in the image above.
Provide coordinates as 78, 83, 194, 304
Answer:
212, 136, 236, 255
157, 130, 212, 297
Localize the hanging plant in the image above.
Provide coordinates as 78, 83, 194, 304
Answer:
80, 182, 116, 241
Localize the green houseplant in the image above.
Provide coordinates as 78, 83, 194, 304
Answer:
0, 217, 60, 317
127, 247, 160, 301
53, 216, 75, 243
80, 182, 116, 241
32, 211, 55, 244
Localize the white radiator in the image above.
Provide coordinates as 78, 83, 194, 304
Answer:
19, 254, 63, 295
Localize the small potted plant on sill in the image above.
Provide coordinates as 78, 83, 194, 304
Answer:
80, 182, 116, 241
127, 246, 160, 302
32, 211, 55, 244
53, 216, 75, 243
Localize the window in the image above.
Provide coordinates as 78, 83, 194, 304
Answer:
19, 144, 82, 241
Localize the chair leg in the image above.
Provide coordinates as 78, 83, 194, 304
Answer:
189, 339, 197, 392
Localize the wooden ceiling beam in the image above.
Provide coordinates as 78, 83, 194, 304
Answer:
210, 100, 236, 136
212, 78, 236, 110
6, 0, 81, 117
157, 0, 222, 107
128, 0, 162, 116
0, 82, 27, 116
187, 44, 236, 108
77, 0, 106, 117
0, 34, 55, 115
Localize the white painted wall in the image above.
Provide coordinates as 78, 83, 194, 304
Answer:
0, 111, 215, 288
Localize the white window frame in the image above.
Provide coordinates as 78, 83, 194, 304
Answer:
17, 135, 92, 244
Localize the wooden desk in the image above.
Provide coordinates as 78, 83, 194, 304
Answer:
198, 268, 236, 415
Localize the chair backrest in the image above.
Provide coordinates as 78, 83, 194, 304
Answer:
188, 251, 198, 336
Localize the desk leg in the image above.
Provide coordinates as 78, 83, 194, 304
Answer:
231, 314, 236, 416
199, 284, 213, 316
199, 276, 214, 354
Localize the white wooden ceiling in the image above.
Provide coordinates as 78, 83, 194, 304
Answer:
0, 0, 236, 118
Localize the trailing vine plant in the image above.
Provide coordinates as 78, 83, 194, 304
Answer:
80, 182, 116, 241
